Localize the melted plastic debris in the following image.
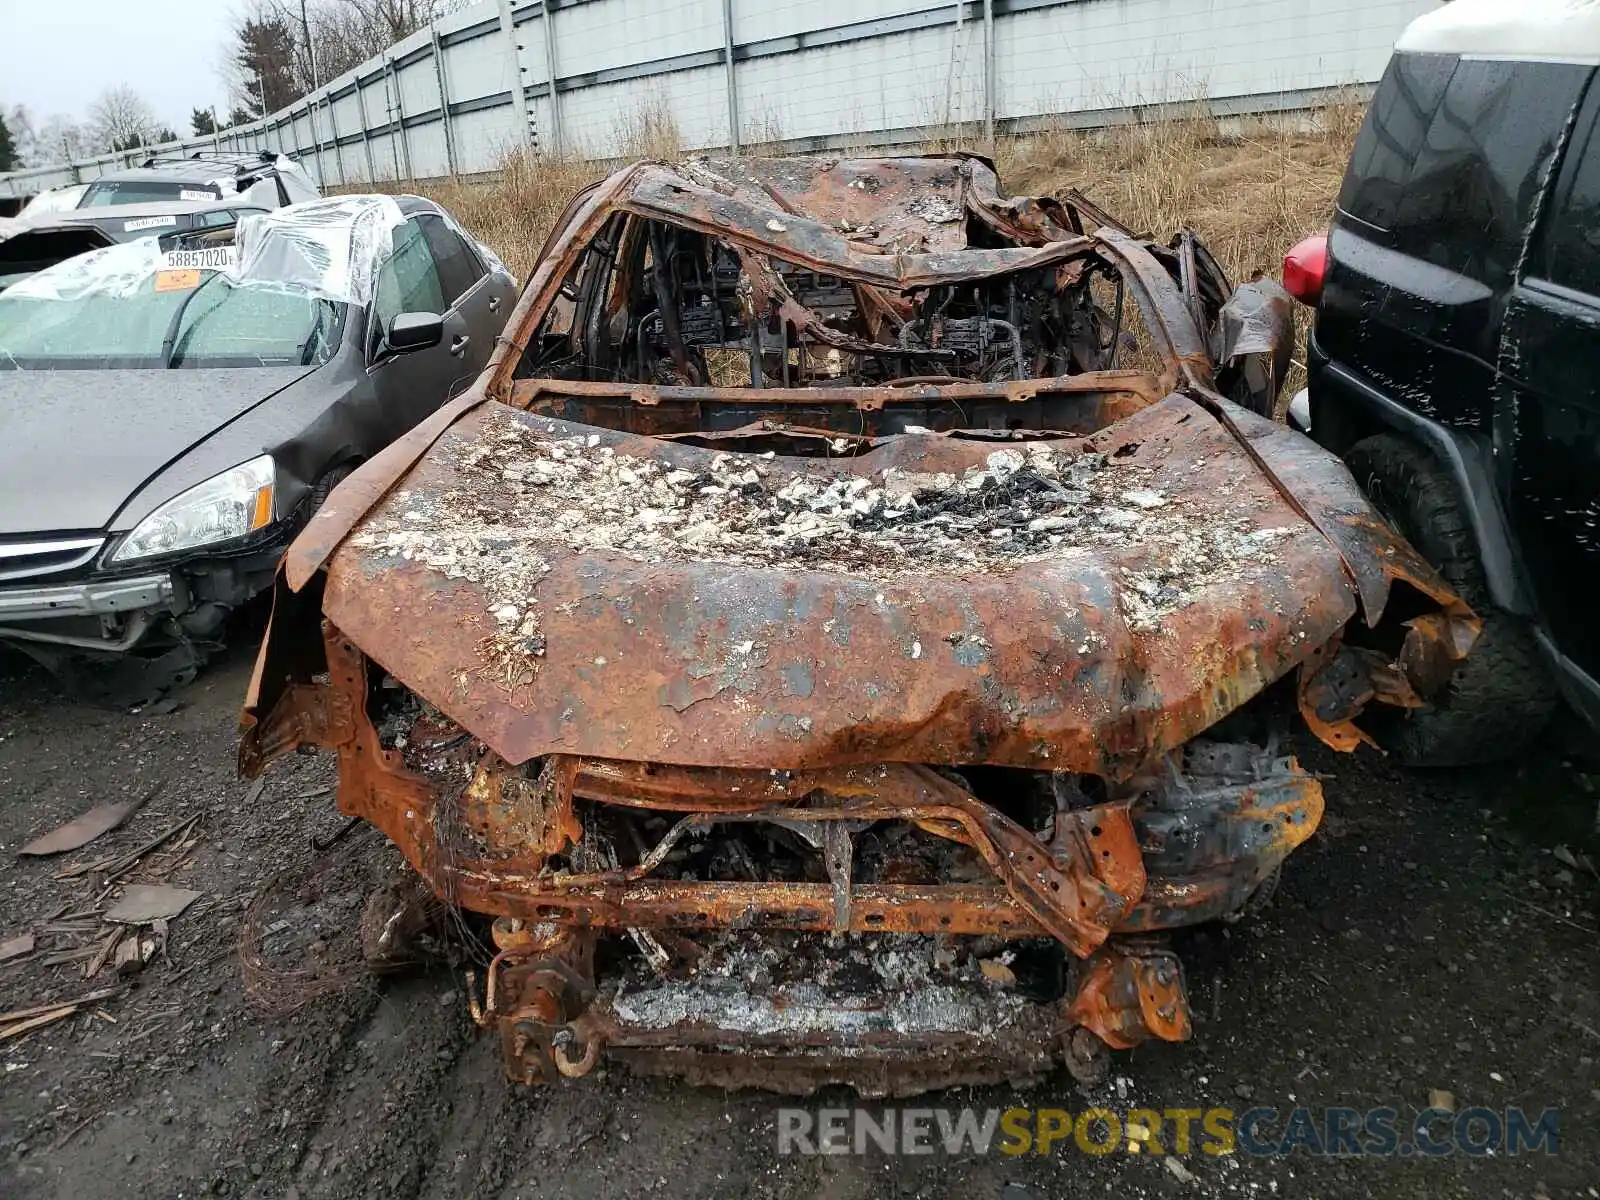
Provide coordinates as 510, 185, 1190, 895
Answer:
608, 933, 1032, 1039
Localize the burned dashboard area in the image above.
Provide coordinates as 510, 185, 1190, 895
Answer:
504, 154, 1256, 439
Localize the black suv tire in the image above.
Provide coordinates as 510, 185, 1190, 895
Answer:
1344, 434, 1557, 766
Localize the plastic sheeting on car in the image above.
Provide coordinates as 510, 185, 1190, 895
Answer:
4, 237, 171, 301
232, 194, 406, 306
4, 194, 407, 307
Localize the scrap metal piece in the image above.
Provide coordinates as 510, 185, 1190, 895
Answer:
1066, 943, 1192, 1051
823, 821, 853, 933
104, 885, 201, 924
18, 790, 153, 857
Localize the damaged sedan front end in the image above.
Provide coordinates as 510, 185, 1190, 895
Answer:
241, 155, 1477, 1095
0, 194, 516, 699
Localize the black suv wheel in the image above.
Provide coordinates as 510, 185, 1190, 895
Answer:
1345, 434, 1557, 765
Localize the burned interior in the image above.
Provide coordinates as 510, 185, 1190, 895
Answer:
524, 173, 1134, 395
240, 155, 1478, 1096
506, 156, 1272, 439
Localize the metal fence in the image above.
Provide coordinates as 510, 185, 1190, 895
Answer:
0, 0, 1432, 198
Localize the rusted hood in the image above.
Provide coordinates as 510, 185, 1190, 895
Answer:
274, 391, 1471, 779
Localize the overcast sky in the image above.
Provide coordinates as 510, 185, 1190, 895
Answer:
1, 0, 238, 130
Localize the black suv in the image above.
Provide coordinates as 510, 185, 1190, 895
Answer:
1289, 0, 1600, 764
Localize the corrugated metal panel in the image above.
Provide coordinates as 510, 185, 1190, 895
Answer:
406, 122, 452, 178
733, 0, 937, 44
368, 131, 403, 182
561, 66, 730, 156
331, 89, 365, 142
999, 0, 1433, 117
522, 11, 553, 89
529, 92, 558, 155
555, 0, 722, 77
398, 57, 441, 116
452, 106, 526, 174
446, 26, 520, 103
735, 24, 977, 143
435, 0, 500, 40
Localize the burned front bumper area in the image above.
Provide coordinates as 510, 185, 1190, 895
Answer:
247, 625, 1323, 1093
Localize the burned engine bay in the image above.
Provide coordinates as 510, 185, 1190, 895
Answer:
239, 155, 1479, 1095
373, 686, 1320, 1093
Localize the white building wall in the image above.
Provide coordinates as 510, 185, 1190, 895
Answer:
0, 0, 1440, 196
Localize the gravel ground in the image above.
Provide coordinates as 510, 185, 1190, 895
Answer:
0, 638, 1596, 1200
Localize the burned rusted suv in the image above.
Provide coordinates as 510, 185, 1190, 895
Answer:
241, 155, 1475, 1095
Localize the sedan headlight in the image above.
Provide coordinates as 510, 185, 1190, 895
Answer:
111, 456, 276, 563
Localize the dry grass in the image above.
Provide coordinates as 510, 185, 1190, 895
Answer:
339, 106, 685, 282
993, 96, 1363, 285
357, 98, 1362, 296
397, 152, 608, 282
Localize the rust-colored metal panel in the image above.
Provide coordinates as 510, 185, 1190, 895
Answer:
317, 396, 1367, 777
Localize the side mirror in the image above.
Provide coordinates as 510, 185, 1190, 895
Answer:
386, 311, 443, 353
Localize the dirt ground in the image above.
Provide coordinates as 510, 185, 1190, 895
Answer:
0, 635, 1597, 1200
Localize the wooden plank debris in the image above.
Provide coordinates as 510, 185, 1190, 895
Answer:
0, 932, 35, 962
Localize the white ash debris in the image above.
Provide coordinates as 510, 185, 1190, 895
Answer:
905, 192, 963, 224
351, 443, 557, 688
609, 933, 1032, 1037
355, 405, 1301, 647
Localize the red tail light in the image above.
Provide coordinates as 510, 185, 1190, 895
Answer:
1283, 234, 1328, 306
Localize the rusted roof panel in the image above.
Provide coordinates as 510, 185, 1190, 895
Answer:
683, 155, 975, 254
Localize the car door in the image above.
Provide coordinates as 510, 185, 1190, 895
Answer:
366, 215, 468, 435
417, 212, 513, 377
1494, 89, 1600, 691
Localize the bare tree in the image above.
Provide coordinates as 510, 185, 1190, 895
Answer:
32, 114, 89, 166
0, 113, 16, 173
249, 0, 465, 98
87, 85, 159, 152
220, 0, 466, 128
350, 0, 450, 45
5, 105, 37, 168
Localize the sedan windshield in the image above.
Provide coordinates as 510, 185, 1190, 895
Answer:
0, 270, 341, 369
